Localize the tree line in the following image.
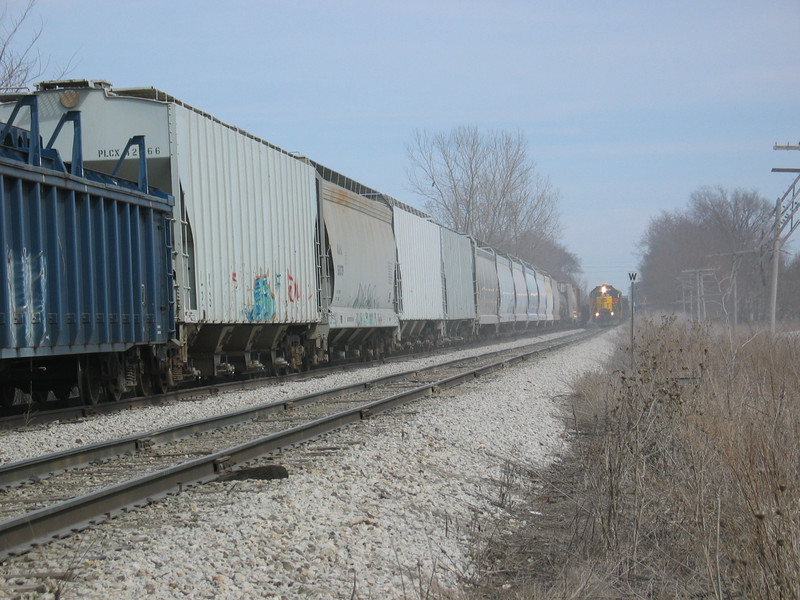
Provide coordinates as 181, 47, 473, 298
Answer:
406, 125, 580, 283
637, 185, 800, 322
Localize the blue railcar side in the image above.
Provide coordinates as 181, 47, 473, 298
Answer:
1, 156, 174, 359
1, 96, 175, 409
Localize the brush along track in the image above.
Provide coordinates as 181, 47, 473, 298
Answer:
0, 329, 596, 559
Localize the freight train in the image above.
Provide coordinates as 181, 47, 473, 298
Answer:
588, 284, 624, 324
0, 80, 580, 407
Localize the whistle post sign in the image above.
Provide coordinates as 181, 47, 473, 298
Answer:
629, 271, 637, 368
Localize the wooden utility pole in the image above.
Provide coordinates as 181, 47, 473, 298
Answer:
768, 143, 800, 334
679, 268, 716, 320
706, 250, 756, 330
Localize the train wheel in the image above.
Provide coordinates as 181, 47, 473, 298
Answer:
1, 386, 17, 408
151, 353, 168, 395
154, 367, 170, 394
102, 354, 125, 403
104, 384, 122, 403
77, 356, 102, 405
135, 348, 169, 395
136, 363, 154, 396
53, 385, 74, 402
134, 348, 155, 396
31, 390, 49, 404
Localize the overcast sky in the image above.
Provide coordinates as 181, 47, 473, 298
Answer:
9, 0, 800, 291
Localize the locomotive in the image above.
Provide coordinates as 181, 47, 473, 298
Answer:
589, 284, 624, 324
0, 80, 579, 407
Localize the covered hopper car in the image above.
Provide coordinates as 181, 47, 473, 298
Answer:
1, 80, 579, 407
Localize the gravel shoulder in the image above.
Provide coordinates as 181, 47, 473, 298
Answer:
1, 330, 616, 600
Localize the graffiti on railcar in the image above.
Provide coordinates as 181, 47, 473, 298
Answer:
355, 311, 384, 327
243, 272, 276, 322
287, 270, 300, 303
6, 247, 47, 346
353, 283, 377, 309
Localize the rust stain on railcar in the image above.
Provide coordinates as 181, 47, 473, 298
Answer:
327, 185, 353, 208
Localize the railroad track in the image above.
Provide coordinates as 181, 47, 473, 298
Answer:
0, 352, 406, 430
0, 329, 596, 559
0, 329, 560, 431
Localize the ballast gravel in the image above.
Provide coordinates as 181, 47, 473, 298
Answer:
0, 330, 617, 599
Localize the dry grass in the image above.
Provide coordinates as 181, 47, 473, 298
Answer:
466, 316, 800, 599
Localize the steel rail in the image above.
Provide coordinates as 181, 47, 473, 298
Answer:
0, 331, 589, 490
0, 329, 597, 559
0, 362, 343, 430
0, 328, 572, 430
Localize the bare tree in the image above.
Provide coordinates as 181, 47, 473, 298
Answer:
638, 210, 709, 312
1, 0, 43, 90
526, 236, 582, 282
638, 186, 774, 320
689, 186, 771, 251
407, 126, 485, 237
406, 125, 562, 264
